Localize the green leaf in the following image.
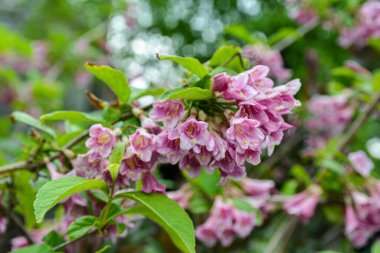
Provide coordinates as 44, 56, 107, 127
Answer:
372, 241, 380, 253
281, 179, 299, 196
34, 177, 108, 223
320, 159, 345, 175
209, 45, 247, 73
372, 70, 380, 92
268, 28, 301, 46
67, 215, 97, 241
232, 198, 256, 213
130, 87, 166, 102
119, 192, 195, 253
85, 63, 131, 103
188, 170, 222, 197
290, 165, 311, 185
158, 55, 209, 78
42, 230, 65, 248
368, 36, 380, 54
224, 25, 255, 43
11, 111, 56, 139
10, 243, 54, 253
14, 171, 36, 228
109, 142, 125, 165
159, 87, 213, 101
40, 111, 105, 125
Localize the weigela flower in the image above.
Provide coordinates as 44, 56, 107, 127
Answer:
74, 151, 108, 179
243, 45, 292, 82
86, 124, 116, 157
196, 197, 256, 247
149, 100, 184, 128
0, 215, 7, 234
212, 72, 232, 92
128, 128, 156, 162
142, 172, 166, 193
284, 185, 321, 222
226, 117, 264, 152
169, 117, 214, 151
119, 150, 157, 181
348, 150, 374, 177
156, 132, 184, 164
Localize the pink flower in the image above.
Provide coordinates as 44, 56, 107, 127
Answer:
128, 128, 155, 162
74, 151, 108, 179
140, 115, 162, 134
241, 178, 275, 197
169, 117, 214, 151
142, 173, 166, 193
0, 215, 7, 234
212, 72, 232, 92
11, 236, 29, 250
284, 186, 321, 222
220, 71, 258, 101
149, 100, 184, 128
156, 132, 184, 164
348, 150, 374, 177
86, 124, 117, 157
345, 205, 373, 248
179, 152, 202, 178
196, 197, 256, 247
120, 150, 157, 181
226, 117, 264, 151
243, 45, 292, 82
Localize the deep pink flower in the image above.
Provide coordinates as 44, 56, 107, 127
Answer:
169, 117, 214, 151
348, 150, 374, 177
221, 71, 258, 101
213, 72, 232, 92
129, 128, 155, 162
142, 173, 166, 193
86, 124, 117, 157
196, 224, 218, 247
284, 186, 321, 222
149, 100, 184, 128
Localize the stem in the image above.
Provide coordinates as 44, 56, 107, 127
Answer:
221, 52, 245, 70
52, 229, 97, 251
337, 90, 380, 151
0, 104, 152, 175
264, 217, 298, 253
0, 203, 35, 244
274, 19, 318, 51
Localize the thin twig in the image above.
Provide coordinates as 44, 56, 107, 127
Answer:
338, 90, 380, 151
0, 203, 35, 244
52, 229, 97, 251
274, 19, 319, 51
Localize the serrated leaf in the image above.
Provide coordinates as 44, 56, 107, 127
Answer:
119, 192, 195, 253
10, 243, 54, 253
158, 55, 209, 78
85, 63, 131, 103
11, 111, 56, 139
67, 215, 97, 241
159, 87, 213, 101
34, 177, 108, 223
40, 111, 105, 125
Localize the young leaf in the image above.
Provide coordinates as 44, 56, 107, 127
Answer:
85, 63, 131, 103
34, 177, 108, 223
67, 215, 97, 241
11, 111, 56, 139
109, 142, 125, 165
40, 111, 105, 125
10, 243, 54, 253
130, 87, 166, 102
119, 192, 195, 253
159, 87, 213, 101
158, 54, 209, 78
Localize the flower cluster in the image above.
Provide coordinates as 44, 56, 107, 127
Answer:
345, 182, 380, 248
74, 65, 300, 193
339, 1, 380, 48
243, 45, 292, 82
305, 93, 353, 153
195, 178, 275, 247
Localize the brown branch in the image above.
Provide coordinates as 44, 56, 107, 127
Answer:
0, 203, 35, 244
338, 89, 380, 151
